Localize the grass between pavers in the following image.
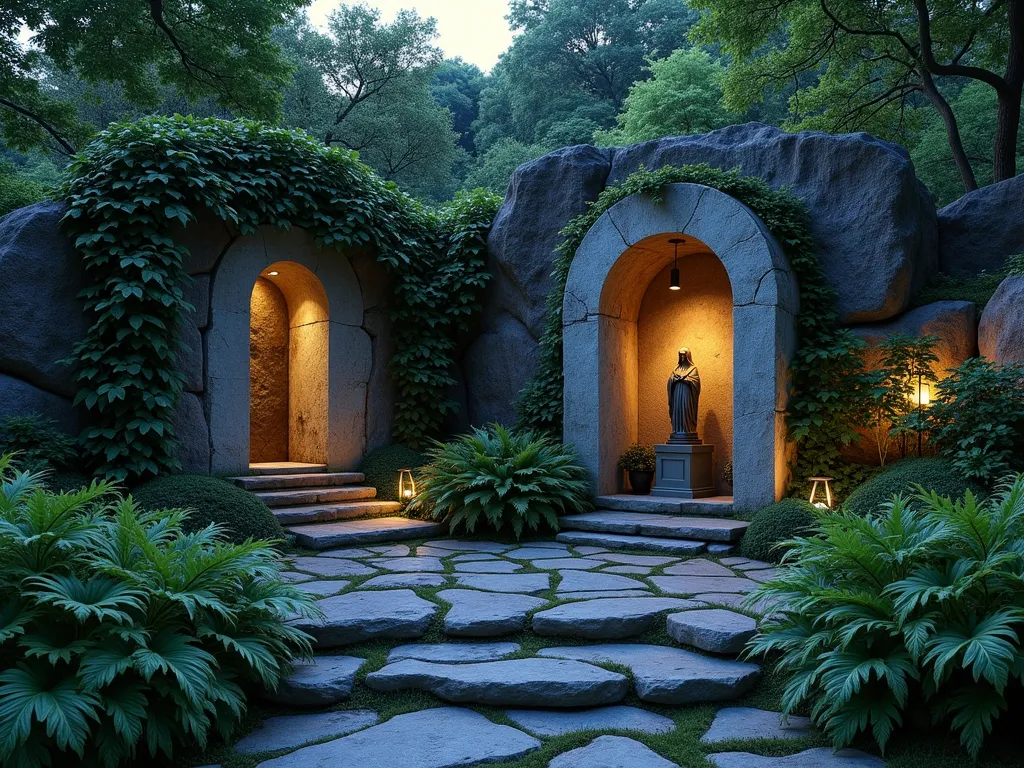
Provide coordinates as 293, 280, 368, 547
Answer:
186, 536, 1024, 767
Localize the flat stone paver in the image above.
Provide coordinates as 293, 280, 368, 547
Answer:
663, 559, 736, 577
593, 553, 678, 566
702, 708, 813, 744
288, 557, 377, 578
533, 597, 701, 639
369, 544, 411, 557
557, 531, 705, 556
557, 589, 653, 600
692, 593, 746, 608
650, 575, 759, 595
453, 560, 523, 573
438, 589, 547, 636
280, 571, 315, 583
539, 644, 760, 705
574, 546, 610, 555
746, 568, 780, 583
254, 707, 540, 768
388, 642, 521, 664
505, 706, 675, 737
318, 547, 376, 559
732, 560, 773, 571
560, 512, 748, 542
720, 557, 751, 565
549, 736, 679, 768
602, 565, 653, 575
265, 655, 365, 706
530, 557, 605, 570
292, 590, 438, 647
667, 609, 757, 654
371, 557, 445, 573
425, 540, 511, 553
505, 546, 571, 560
359, 573, 447, 589
416, 547, 455, 558
287, 518, 444, 549
707, 543, 736, 555
707, 749, 884, 767
365, 658, 628, 707
451, 553, 499, 562
236, 710, 378, 754
557, 570, 647, 592
294, 580, 350, 598
454, 573, 550, 594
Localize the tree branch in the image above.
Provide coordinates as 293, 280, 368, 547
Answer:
0, 98, 77, 155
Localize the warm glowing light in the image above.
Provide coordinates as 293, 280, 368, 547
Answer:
268, 270, 279, 276
808, 476, 834, 509
909, 382, 931, 406
669, 267, 681, 290
398, 469, 416, 501
668, 238, 685, 292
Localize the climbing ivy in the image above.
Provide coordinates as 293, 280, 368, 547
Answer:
515, 164, 867, 485
62, 116, 498, 481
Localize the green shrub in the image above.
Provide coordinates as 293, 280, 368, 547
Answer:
617, 443, 656, 472
0, 414, 77, 473
359, 444, 427, 502
843, 457, 973, 516
749, 476, 1024, 758
0, 165, 49, 217
0, 455, 318, 767
927, 358, 1024, 485
408, 424, 593, 538
43, 470, 93, 494
740, 499, 817, 563
132, 474, 282, 543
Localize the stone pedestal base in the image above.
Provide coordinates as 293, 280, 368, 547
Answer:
651, 443, 716, 499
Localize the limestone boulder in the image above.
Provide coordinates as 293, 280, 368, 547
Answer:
462, 311, 539, 426
0, 202, 87, 397
608, 124, 938, 323
0, 374, 79, 434
979, 275, 1024, 364
937, 175, 1024, 276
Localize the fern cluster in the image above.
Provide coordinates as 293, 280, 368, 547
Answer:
408, 425, 593, 539
749, 476, 1024, 758
0, 455, 319, 767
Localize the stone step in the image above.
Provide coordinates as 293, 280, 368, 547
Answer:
560, 511, 749, 542
231, 472, 365, 491
532, 597, 702, 639
249, 461, 328, 475
290, 589, 438, 647
365, 657, 629, 707
556, 530, 707, 556
596, 494, 735, 517
273, 500, 402, 525
256, 485, 377, 507
285, 517, 446, 549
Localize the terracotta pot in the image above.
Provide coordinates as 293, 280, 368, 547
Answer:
627, 470, 654, 495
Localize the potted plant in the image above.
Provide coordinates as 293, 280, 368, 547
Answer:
618, 443, 656, 495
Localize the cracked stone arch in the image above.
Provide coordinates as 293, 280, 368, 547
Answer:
562, 183, 799, 511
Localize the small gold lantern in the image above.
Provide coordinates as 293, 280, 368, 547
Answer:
398, 469, 416, 501
808, 476, 834, 509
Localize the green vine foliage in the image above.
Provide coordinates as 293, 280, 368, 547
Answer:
62, 116, 498, 481
516, 164, 864, 484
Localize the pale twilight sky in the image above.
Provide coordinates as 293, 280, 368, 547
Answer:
306, 0, 515, 72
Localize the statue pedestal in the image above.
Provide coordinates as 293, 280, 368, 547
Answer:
651, 443, 716, 499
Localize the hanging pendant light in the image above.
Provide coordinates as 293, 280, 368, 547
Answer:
668, 238, 684, 291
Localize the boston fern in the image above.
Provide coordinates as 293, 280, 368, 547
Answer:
0, 456, 319, 767
748, 476, 1024, 759
407, 425, 592, 538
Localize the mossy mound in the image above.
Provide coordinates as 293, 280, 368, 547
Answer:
740, 498, 818, 564
843, 457, 973, 516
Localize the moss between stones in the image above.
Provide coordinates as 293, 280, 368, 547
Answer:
842, 457, 974, 517
132, 473, 282, 543
740, 499, 817, 564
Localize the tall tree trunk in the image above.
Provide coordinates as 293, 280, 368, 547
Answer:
919, 69, 979, 193
994, 0, 1024, 182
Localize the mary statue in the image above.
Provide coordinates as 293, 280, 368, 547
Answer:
667, 347, 701, 443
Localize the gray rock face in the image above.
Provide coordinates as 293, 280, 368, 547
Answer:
0, 202, 87, 397
453, 573, 550, 594
438, 589, 547, 636
0, 374, 79, 434
265, 655, 365, 707
173, 391, 210, 473
365, 658, 629, 707
465, 145, 614, 425
707, 749, 884, 768
235, 710, 378, 754
607, 124, 937, 322
979, 275, 1024, 364
533, 598, 701, 639
852, 300, 977, 377
937, 174, 1024, 276
549, 736, 679, 768
666, 609, 757, 654
702, 707, 813, 744
539, 644, 760, 704
254, 707, 541, 768
505, 706, 675, 737
387, 642, 521, 664
292, 590, 438, 647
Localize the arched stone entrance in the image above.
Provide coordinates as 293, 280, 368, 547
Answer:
207, 227, 371, 474
562, 183, 799, 511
